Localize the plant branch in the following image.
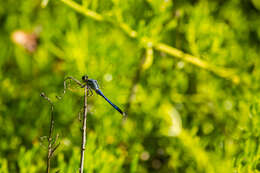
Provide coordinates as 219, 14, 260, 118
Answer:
153, 43, 240, 84
79, 85, 88, 173
40, 92, 59, 173
57, 76, 84, 100
58, 0, 240, 84
60, 0, 103, 21
57, 75, 88, 172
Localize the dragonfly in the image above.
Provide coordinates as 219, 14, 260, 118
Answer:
82, 75, 125, 116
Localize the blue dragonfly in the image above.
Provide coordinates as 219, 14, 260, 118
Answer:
82, 75, 125, 116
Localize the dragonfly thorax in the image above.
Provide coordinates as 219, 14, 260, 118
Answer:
87, 79, 100, 90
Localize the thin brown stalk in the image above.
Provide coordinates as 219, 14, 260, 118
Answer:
40, 92, 59, 173
57, 76, 88, 172
57, 76, 85, 100
79, 85, 88, 173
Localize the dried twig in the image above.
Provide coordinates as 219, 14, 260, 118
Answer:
56, 76, 84, 100
40, 92, 60, 173
57, 76, 88, 172
79, 84, 88, 173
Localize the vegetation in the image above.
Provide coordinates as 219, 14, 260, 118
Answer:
1, 0, 260, 172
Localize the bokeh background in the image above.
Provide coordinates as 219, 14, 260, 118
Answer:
1, 0, 260, 172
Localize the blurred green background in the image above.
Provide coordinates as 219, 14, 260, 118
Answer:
1, 0, 260, 172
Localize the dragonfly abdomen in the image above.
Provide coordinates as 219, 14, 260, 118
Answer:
95, 89, 124, 115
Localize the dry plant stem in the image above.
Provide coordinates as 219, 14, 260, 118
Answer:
79, 85, 88, 173
47, 104, 54, 173
57, 76, 84, 100
63, 76, 84, 94
64, 76, 84, 89
57, 76, 86, 172
40, 93, 59, 173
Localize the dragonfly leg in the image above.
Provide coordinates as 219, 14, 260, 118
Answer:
87, 87, 93, 96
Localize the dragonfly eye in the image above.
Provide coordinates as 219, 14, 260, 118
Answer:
82, 75, 88, 82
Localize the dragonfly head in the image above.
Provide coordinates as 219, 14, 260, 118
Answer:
82, 75, 88, 82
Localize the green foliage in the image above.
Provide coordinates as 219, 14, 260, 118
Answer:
0, 158, 8, 173
0, 0, 260, 172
